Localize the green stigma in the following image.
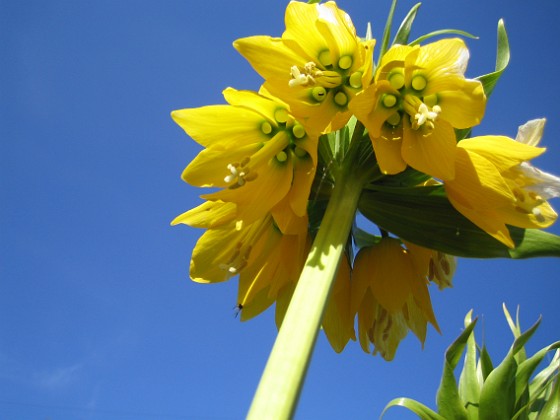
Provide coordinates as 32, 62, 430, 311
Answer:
334, 91, 348, 106
411, 75, 427, 91
386, 112, 401, 127
382, 94, 397, 108
389, 72, 405, 90
311, 86, 327, 102
292, 124, 306, 139
294, 146, 307, 158
274, 108, 289, 123
260, 121, 272, 135
424, 93, 438, 107
349, 71, 362, 89
318, 50, 332, 67
276, 150, 288, 162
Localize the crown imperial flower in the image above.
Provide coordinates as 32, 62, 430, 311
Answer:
234, 1, 374, 133
350, 39, 486, 180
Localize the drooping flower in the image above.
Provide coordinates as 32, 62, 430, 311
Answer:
444, 123, 558, 248
171, 88, 318, 232
234, 1, 375, 134
350, 38, 486, 180
350, 238, 440, 360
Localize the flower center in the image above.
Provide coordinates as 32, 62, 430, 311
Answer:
381, 70, 443, 132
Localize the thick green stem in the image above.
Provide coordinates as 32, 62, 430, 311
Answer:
247, 135, 368, 419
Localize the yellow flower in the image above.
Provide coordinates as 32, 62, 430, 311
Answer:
444, 126, 558, 248
350, 238, 440, 360
171, 88, 318, 232
233, 1, 374, 133
350, 39, 486, 180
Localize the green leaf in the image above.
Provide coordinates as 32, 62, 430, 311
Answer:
393, 3, 421, 45
478, 345, 494, 382
436, 317, 478, 420
351, 222, 381, 249
478, 357, 517, 420
538, 374, 560, 420
378, 0, 398, 65
459, 311, 482, 419
476, 19, 510, 98
381, 397, 446, 420
514, 342, 560, 417
358, 185, 560, 259
409, 29, 478, 47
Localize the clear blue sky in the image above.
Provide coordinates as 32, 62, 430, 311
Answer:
1, 1, 559, 419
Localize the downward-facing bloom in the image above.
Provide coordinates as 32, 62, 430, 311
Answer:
350, 238, 441, 360
171, 88, 318, 232
350, 39, 486, 180
444, 120, 559, 248
234, 1, 374, 133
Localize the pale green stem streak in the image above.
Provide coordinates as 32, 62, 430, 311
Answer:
247, 124, 370, 419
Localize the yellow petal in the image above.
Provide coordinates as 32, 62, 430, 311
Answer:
233, 35, 307, 82
322, 255, 356, 353
460, 136, 545, 171
171, 200, 236, 228
445, 147, 514, 210
402, 119, 456, 180
284, 2, 330, 63
434, 79, 486, 128
416, 38, 470, 79
171, 106, 268, 148
370, 133, 407, 175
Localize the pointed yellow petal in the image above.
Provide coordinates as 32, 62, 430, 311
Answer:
171, 106, 268, 148
416, 38, 470, 79
460, 136, 545, 171
434, 79, 486, 128
370, 134, 407, 175
402, 119, 457, 180
171, 200, 236, 228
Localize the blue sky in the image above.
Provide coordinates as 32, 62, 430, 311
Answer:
1, 1, 559, 419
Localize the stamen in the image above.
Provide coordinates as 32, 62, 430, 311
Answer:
338, 55, 353, 70
412, 102, 441, 130
289, 62, 321, 87
224, 158, 254, 186
349, 71, 363, 89
334, 91, 348, 106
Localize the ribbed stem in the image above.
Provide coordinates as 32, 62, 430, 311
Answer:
247, 128, 368, 419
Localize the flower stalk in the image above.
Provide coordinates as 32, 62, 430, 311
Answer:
247, 125, 371, 420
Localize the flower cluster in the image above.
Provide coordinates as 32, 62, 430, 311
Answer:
172, 1, 559, 360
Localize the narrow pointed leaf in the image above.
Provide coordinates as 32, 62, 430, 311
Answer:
409, 29, 478, 47
381, 398, 446, 420
479, 344, 494, 381
476, 19, 510, 98
459, 311, 481, 419
393, 3, 421, 45
436, 317, 477, 419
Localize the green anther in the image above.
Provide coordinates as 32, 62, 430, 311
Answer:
389, 72, 405, 90
411, 75, 427, 91
276, 150, 288, 162
338, 56, 353, 70
423, 94, 438, 107
292, 124, 306, 139
311, 86, 327, 102
261, 121, 272, 135
334, 91, 348, 106
382, 94, 397, 108
294, 146, 307, 158
386, 112, 401, 127
274, 108, 289, 123
349, 71, 362, 89
318, 50, 332, 67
